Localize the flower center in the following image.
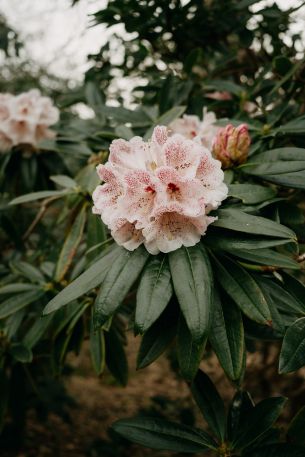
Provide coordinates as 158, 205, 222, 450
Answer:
145, 185, 155, 194
167, 182, 180, 193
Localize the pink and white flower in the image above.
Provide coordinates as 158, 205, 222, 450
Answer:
169, 107, 221, 149
92, 126, 228, 254
0, 89, 59, 153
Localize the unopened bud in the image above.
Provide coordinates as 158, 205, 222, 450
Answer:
212, 123, 250, 169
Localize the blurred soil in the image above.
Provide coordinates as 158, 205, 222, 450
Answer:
2, 335, 305, 457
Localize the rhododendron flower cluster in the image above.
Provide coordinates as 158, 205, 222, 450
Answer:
212, 123, 251, 169
169, 108, 220, 149
92, 126, 228, 254
0, 89, 59, 152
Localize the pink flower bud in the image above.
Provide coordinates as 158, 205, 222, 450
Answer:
212, 123, 250, 169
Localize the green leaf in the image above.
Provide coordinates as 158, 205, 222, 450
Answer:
0, 289, 45, 319
211, 255, 271, 325
228, 184, 276, 204
243, 147, 305, 189
279, 317, 305, 373
105, 327, 128, 386
10, 343, 33, 363
55, 204, 87, 282
191, 370, 226, 441
43, 245, 118, 315
281, 272, 305, 309
135, 256, 173, 334
169, 245, 214, 343
177, 315, 206, 380
137, 304, 178, 369
90, 312, 105, 376
0, 283, 41, 295
228, 391, 254, 442
213, 209, 296, 240
10, 261, 45, 283
205, 230, 293, 251
209, 292, 245, 382
112, 417, 216, 452
232, 397, 286, 450
94, 246, 149, 327
10, 189, 70, 205
228, 248, 300, 270
50, 175, 77, 189
288, 405, 305, 446
23, 315, 54, 349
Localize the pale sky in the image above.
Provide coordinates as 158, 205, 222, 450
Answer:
0, 0, 304, 81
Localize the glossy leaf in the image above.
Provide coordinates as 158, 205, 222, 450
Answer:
43, 245, 119, 315
55, 204, 87, 282
191, 370, 226, 441
209, 292, 245, 382
94, 246, 149, 327
211, 255, 271, 325
279, 317, 305, 373
169, 245, 214, 343
177, 315, 206, 380
112, 417, 216, 452
135, 256, 172, 334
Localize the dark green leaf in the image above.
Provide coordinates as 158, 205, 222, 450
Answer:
288, 405, 305, 445
90, 315, 105, 376
169, 245, 214, 343
136, 256, 172, 334
232, 397, 286, 450
94, 246, 149, 327
279, 317, 305, 373
10, 343, 33, 363
0, 289, 45, 319
228, 248, 300, 270
211, 255, 271, 325
191, 370, 226, 441
105, 327, 128, 386
43, 245, 118, 315
209, 292, 245, 382
112, 417, 216, 452
228, 184, 276, 204
177, 315, 206, 380
10, 189, 70, 205
23, 315, 54, 349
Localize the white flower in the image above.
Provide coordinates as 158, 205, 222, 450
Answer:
92, 126, 228, 254
0, 89, 59, 153
169, 107, 220, 149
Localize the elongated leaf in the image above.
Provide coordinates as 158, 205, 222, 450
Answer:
90, 313, 105, 375
279, 317, 305, 373
0, 283, 41, 295
23, 315, 54, 349
94, 246, 149, 327
43, 245, 118, 315
281, 272, 305, 308
112, 417, 216, 452
177, 315, 206, 380
205, 230, 294, 251
228, 391, 254, 442
137, 304, 178, 369
105, 327, 128, 386
55, 204, 87, 281
135, 256, 172, 334
209, 292, 245, 382
50, 175, 77, 189
10, 189, 70, 205
233, 397, 286, 450
288, 406, 305, 445
0, 289, 45, 319
214, 209, 296, 240
191, 370, 226, 441
228, 184, 276, 204
211, 255, 271, 325
169, 245, 214, 342
228, 248, 300, 270
10, 261, 45, 283
10, 343, 33, 363
243, 147, 305, 189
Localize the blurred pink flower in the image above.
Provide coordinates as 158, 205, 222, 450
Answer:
212, 123, 251, 169
205, 91, 232, 101
0, 89, 59, 153
169, 107, 221, 149
92, 126, 228, 254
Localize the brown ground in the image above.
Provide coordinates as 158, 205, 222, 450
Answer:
2, 335, 305, 457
